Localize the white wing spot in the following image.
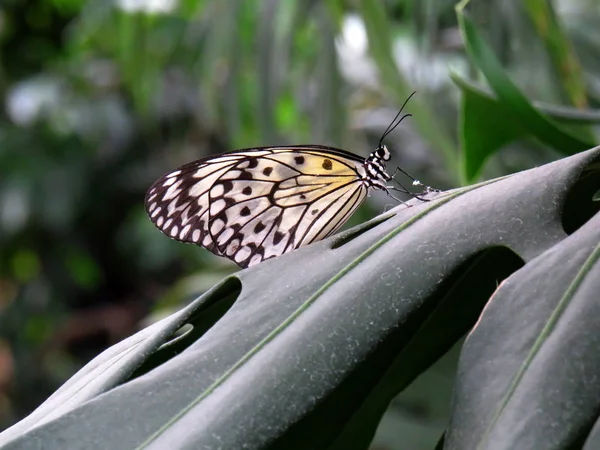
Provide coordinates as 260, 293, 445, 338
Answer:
210, 199, 227, 216
211, 219, 225, 234
163, 177, 177, 187
192, 229, 201, 242
157, 216, 164, 227
217, 228, 234, 246
151, 207, 162, 218
226, 239, 240, 256
170, 225, 179, 237
167, 198, 188, 216
177, 205, 193, 226
180, 224, 191, 239
219, 170, 242, 180
192, 166, 208, 178
167, 170, 181, 177
164, 218, 173, 229
235, 246, 252, 263
148, 202, 157, 213
202, 235, 213, 246
249, 254, 263, 266
211, 184, 224, 197
163, 180, 183, 201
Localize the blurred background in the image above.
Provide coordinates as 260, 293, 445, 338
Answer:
1, 0, 599, 448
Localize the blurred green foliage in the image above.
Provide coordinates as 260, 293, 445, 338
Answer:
0, 0, 599, 448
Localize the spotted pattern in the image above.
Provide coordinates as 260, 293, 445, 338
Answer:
145, 145, 400, 268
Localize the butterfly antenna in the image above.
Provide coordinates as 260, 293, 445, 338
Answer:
378, 91, 417, 148
376, 91, 440, 200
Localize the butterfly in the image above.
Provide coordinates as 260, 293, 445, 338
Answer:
145, 94, 437, 268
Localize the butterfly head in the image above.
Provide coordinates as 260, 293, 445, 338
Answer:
375, 144, 391, 162
361, 144, 393, 189
364, 92, 415, 188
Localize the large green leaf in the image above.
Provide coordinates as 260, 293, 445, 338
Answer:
453, 74, 600, 182
453, 73, 530, 183
1, 148, 599, 449
523, 0, 587, 108
446, 166, 600, 449
455, 0, 596, 183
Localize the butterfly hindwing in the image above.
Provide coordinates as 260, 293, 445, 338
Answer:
145, 153, 250, 251
145, 146, 369, 267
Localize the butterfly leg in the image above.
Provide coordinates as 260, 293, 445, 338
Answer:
382, 186, 413, 207
387, 176, 431, 202
386, 185, 430, 202
391, 166, 440, 197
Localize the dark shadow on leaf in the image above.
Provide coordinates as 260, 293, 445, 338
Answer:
435, 432, 445, 450
127, 276, 242, 381
562, 158, 600, 235
158, 323, 194, 348
569, 425, 595, 450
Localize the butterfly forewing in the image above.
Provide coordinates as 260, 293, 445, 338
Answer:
145, 146, 369, 268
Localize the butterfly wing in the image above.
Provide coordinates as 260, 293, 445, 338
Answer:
145, 152, 261, 252
145, 146, 369, 267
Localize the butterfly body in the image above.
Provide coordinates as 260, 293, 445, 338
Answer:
145, 144, 405, 268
